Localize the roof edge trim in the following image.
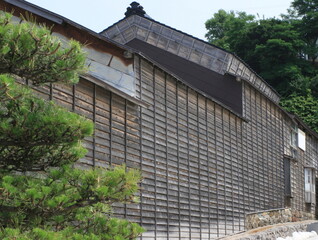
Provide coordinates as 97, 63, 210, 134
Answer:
81, 73, 150, 108
4, 0, 135, 53
4, 0, 63, 24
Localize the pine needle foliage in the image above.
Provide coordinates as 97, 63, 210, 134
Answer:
0, 76, 93, 171
0, 165, 144, 240
0, 12, 86, 85
0, 12, 144, 239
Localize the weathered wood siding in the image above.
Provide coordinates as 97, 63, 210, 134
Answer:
134, 56, 291, 239
242, 82, 285, 211
28, 55, 317, 240
135, 57, 245, 239
4, 1, 318, 239
283, 116, 318, 214
135, 56, 317, 238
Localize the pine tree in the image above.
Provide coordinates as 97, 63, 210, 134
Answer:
0, 12, 143, 239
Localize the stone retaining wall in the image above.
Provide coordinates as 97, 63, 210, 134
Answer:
246, 208, 314, 230
220, 220, 318, 240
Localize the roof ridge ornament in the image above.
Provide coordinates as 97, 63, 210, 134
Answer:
125, 2, 146, 17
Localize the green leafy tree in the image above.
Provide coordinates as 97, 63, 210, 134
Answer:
280, 90, 318, 133
205, 6, 318, 132
0, 13, 144, 239
205, 13, 308, 91
291, 0, 318, 64
205, 10, 255, 50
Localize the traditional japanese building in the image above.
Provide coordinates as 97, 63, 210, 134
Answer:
1, 0, 318, 239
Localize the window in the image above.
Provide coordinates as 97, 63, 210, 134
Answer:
290, 125, 298, 158
304, 168, 315, 203
290, 126, 298, 148
289, 126, 306, 156
284, 158, 292, 197
298, 129, 306, 151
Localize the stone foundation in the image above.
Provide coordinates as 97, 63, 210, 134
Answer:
220, 220, 318, 240
246, 208, 314, 230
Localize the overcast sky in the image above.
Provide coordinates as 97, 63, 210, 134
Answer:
27, 0, 293, 40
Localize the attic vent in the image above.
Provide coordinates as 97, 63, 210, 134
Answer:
125, 2, 146, 17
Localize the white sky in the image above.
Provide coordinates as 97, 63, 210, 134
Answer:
26, 0, 293, 40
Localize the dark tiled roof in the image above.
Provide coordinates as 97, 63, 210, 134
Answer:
101, 14, 229, 53
127, 39, 243, 115
100, 14, 280, 99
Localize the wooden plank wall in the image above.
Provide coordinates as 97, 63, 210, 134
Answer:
282, 109, 318, 213
29, 77, 142, 223
26, 54, 318, 240
287, 125, 318, 213
242, 83, 285, 211
135, 56, 268, 239
135, 56, 290, 239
